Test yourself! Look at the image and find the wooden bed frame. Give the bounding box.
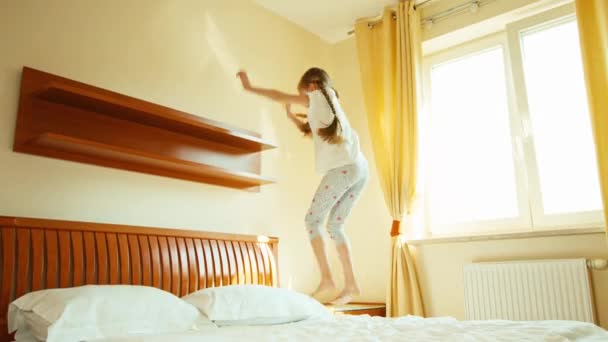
[0,216,279,342]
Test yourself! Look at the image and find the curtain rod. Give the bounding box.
[347,0,486,36]
[587,259,608,270]
[345,0,433,36]
[414,0,438,10]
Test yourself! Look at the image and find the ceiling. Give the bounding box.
[254,0,398,44]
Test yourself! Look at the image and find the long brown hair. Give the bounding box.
[297,67,343,144]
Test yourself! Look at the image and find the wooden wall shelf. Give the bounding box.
[36,82,276,151]
[14,67,276,190]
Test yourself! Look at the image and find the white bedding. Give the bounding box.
[90,315,608,342]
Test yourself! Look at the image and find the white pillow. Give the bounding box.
[182,285,332,326]
[8,285,208,342]
[13,311,47,341]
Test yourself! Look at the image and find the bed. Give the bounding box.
[88,317,607,341]
[1,216,606,342]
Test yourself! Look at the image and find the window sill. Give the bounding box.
[406,226,605,245]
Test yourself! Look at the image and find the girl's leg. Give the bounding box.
[305,166,359,298]
[332,243,359,305]
[326,172,368,305]
[309,236,335,297]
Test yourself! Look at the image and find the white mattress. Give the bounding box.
[90,315,608,342]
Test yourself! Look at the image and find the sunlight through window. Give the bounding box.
[428,47,519,227]
[521,20,602,215]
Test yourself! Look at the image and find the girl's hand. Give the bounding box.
[285,105,312,136]
[235,72,308,106]
[285,104,293,116]
[236,71,252,90]
[285,104,301,120]
[286,104,308,120]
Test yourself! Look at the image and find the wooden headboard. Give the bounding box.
[0,216,279,341]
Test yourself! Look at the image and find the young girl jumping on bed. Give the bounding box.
[237,68,368,305]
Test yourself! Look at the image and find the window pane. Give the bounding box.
[521,20,602,215]
[428,47,520,227]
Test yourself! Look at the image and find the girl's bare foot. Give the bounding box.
[329,285,360,305]
[311,279,336,299]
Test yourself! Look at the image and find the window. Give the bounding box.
[519,20,602,217]
[423,5,603,235]
[428,47,520,227]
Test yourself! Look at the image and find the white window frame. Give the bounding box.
[421,3,604,237]
[505,3,603,230]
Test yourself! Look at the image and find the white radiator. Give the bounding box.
[464,259,595,322]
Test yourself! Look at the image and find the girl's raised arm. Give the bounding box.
[237,71,309,106]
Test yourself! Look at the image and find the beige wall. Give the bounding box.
[329,35,608,328]
[0,0,391,302]
[0,0,394,301]
[0,0,346,295]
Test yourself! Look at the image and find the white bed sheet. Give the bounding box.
[90,315,608,342]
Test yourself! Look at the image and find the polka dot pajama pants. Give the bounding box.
[305,157,369,245]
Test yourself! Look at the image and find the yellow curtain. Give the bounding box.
[575,0,608,241]
[355,0,424,317]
